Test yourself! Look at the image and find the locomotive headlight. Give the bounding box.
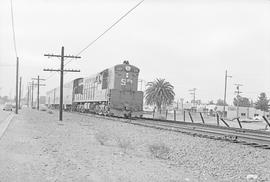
[125,66,131,72]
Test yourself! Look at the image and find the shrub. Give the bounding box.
[47,110,53,114]
[149,143,170,159]
[156,115,166,120]
[154,113,166,120]
[95,132,109,145]
[116,137,131,153]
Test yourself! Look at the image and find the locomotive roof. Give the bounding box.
[113,62,140,72]
[46,62,140,94]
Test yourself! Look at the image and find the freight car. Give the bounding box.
[46,61,143,117]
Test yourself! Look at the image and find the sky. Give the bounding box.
[0,0,270,105]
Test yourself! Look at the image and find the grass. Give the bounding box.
[149,143,171,159]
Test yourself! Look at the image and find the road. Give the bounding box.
[0,105,13,124]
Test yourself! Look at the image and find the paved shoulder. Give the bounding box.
[0,106,13,124]
[0,113,14,139]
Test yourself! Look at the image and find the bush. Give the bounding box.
[156,115,166,120]
[149,143,170,159]
[154,113,166,120]
[116,137,131,153]
[47,110,53,114]
[95,132,109,145]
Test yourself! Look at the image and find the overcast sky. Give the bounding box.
[1,0,270,104]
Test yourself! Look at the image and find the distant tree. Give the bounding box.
[250,99,254,107]
[0,96,9,104]
[255,92,269,112]
[233,96,251,107]
[145,78,175,112]
[2,96,9,102]
[216,99,227,106]
[208,100,214,105]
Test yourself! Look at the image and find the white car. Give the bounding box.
[253,116,263,121]
[3,104,13,111]
[40,105,47,111]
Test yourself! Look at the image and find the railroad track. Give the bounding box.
[73,112,270,149]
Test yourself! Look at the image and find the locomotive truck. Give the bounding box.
[46,61,144,117]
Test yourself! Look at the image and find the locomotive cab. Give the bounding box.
[108,61,143,117]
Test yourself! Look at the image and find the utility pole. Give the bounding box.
[223,70,232,117]
[15,57,19,114]
[234,84,243,118]
[180,98,184,111]
[32,76,46,110]
[27,84,29,107]
[31,80,34,108]
[138,79,146,91]
[189,88,197,109]
[44,46,81,121]
[19,77,22,109]
[27,82,32,108]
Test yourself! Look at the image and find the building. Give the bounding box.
[205,105,269,120]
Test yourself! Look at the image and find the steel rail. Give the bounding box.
[140,118,270,139]
[70,111,270,149]
[131,119,270,149]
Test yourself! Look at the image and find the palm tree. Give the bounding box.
[145,78,175,112]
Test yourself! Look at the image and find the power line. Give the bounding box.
[45,0,145,80]
[10,0,18,57]
[74,0,145,57]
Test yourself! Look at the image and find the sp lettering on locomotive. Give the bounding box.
[121,78,133,86]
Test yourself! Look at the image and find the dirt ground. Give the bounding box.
[1,109,270,182]
[0,109,199,182]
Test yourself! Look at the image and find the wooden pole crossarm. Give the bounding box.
[43,69,61,72]
[43,69,80,72]
[63,69,80,72]
[44,54,81,59]
[32,78,46,81]
[32,84,46,86]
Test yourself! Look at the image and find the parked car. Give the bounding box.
[3,104,13,111]
[253,116,263,121]
[40,104,47,111]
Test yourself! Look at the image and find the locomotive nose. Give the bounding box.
[123,104,129,111]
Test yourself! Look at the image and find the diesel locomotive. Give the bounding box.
[46,61,144,117]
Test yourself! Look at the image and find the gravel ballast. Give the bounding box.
[0,109,269,182]
[69,112,270,182]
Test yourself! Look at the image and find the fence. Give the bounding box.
[143,109,233,127]
[143,109,270,130]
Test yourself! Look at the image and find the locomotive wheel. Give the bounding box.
[94,105,101,114]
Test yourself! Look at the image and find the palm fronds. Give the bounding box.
[145,78,175,111]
